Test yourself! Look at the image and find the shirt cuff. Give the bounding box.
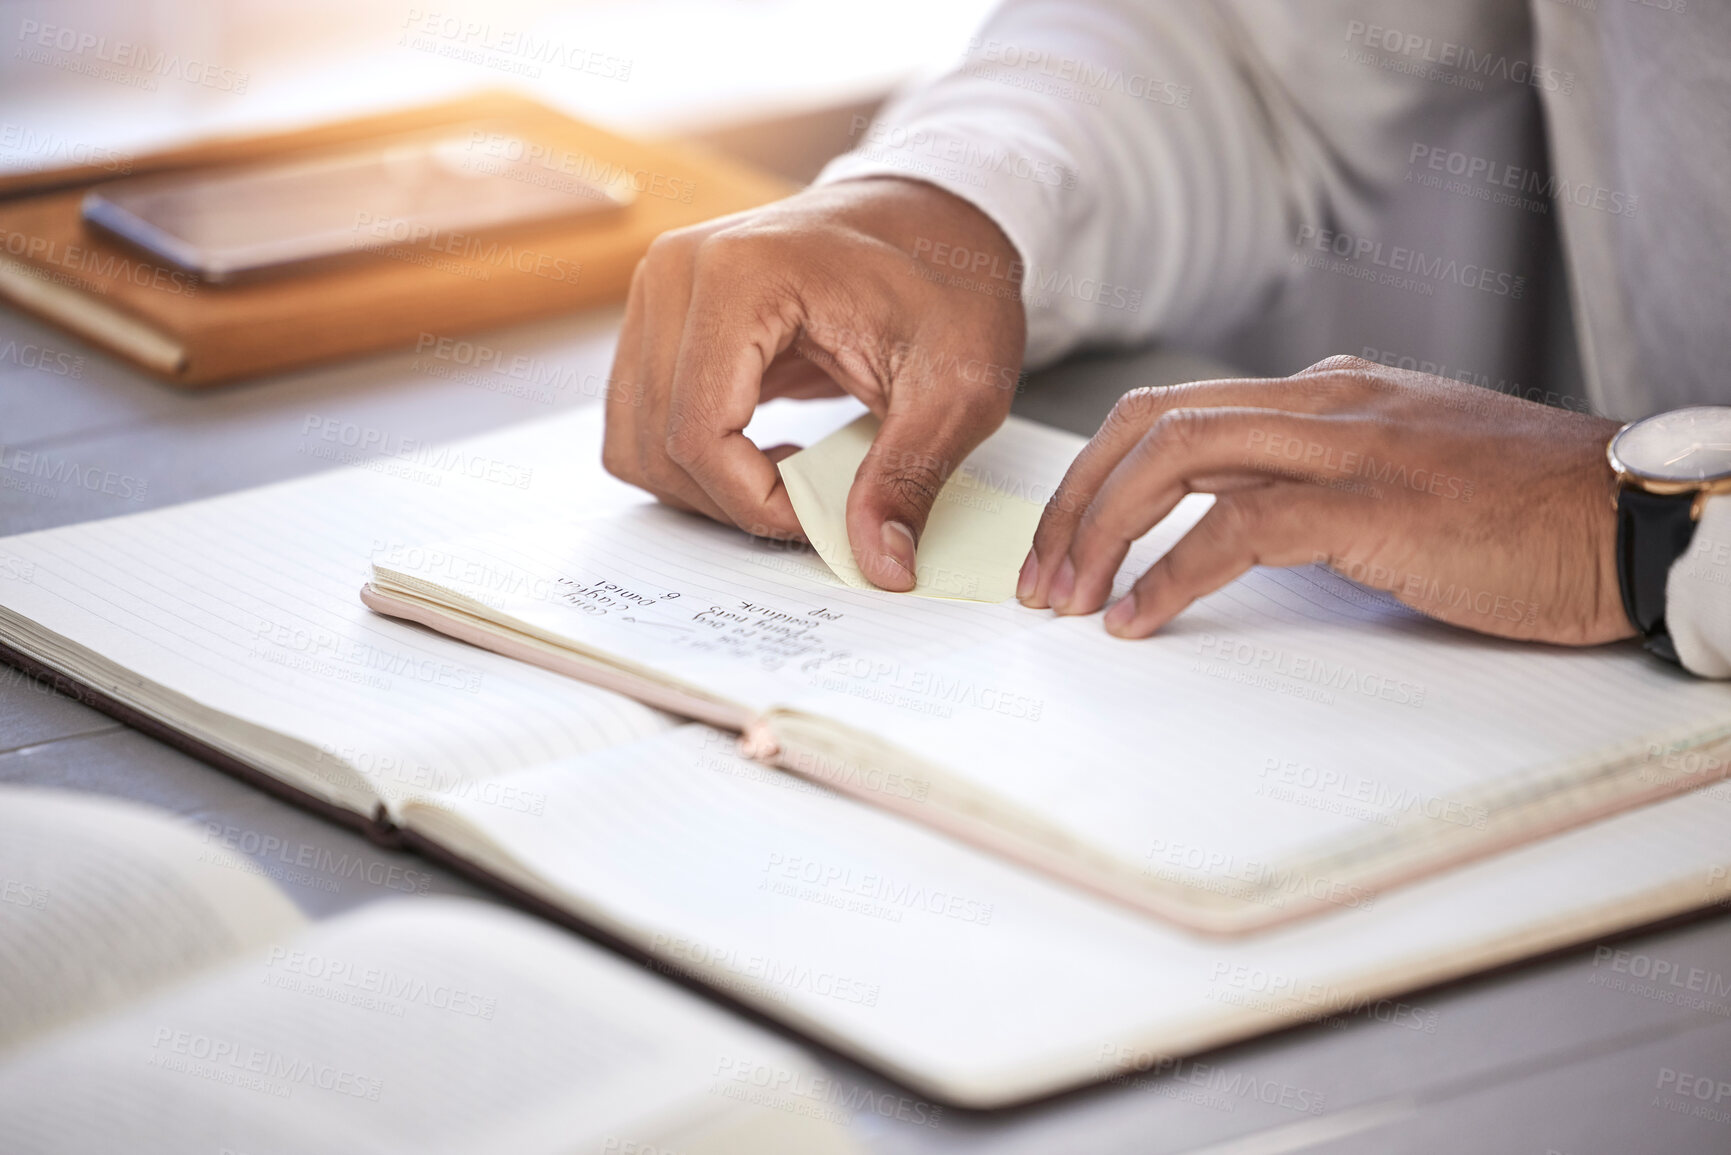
[1666,494,1731,678]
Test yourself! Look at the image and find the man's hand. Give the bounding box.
[1018,356,1636,646]
[603,177,1025,591]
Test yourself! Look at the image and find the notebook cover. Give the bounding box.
[0,91,792,386]
[0,637,401,847]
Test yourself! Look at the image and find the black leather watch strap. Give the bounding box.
[1615,487,1698,663]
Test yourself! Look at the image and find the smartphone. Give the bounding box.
[81,131,634,283]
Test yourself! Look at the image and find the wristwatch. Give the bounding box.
[1607,406,1731,662]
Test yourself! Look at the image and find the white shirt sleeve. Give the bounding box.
[815,0,1523,368]
[1666,496,1731,678]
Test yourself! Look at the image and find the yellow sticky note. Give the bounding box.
[777,415,1044,603]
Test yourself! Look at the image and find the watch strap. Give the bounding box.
[1615,486,1697,662]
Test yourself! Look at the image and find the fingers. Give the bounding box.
[603,179,1027,556]
[1021,374,1368,608]
[600,260,649,482]
[1055,407,1382,614]
[1101,485,1359,638]
[844,395,1005,590]
[663,236,805,539]
[842,318,1017,590]
[602,247,732,522]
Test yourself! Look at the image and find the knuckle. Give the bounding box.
[643,229,694,267]
[1209,494,1263,543]
[1105,386,1165,431]
[663,426,704,470]
[694,227,765,269]
[1045,456,1100,521]
[1304,354,1375,376]
[1294,357,1386,406]
[877,461,946,513]
[1146,406,1210,455]
[805,309,878,365]
[600,441,635,482]
[1075,497,1116,540]
[1043,487,1083,522]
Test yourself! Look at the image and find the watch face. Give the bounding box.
[1612,407,1731,484]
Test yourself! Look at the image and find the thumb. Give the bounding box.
[845,408,999,592]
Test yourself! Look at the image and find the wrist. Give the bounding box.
[826,177,1024,280]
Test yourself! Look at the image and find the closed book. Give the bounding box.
[0,91,791,386]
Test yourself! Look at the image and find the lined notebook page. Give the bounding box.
[383,414,1731,894]
[376,498,1042,712]
[0,403,740,816]
[405,724,1731,1106]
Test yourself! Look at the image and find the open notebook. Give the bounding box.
[0,789,857,1154]
[362,411,1731,934]
[3,398,1730,1105]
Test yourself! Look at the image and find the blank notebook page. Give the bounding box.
[406,723,1731,1106]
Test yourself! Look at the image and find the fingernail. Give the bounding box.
[1049,557,1076,612]
[1104,593,1137,636]
[879,520,917,579]
[1016,549,1039,601]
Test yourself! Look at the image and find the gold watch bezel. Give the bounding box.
[1608,416,1731,501]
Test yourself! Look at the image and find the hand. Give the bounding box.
[602,177,1026,591]
[1017,356,1635,646]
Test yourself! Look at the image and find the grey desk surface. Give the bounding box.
[4,221,1730,1155]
